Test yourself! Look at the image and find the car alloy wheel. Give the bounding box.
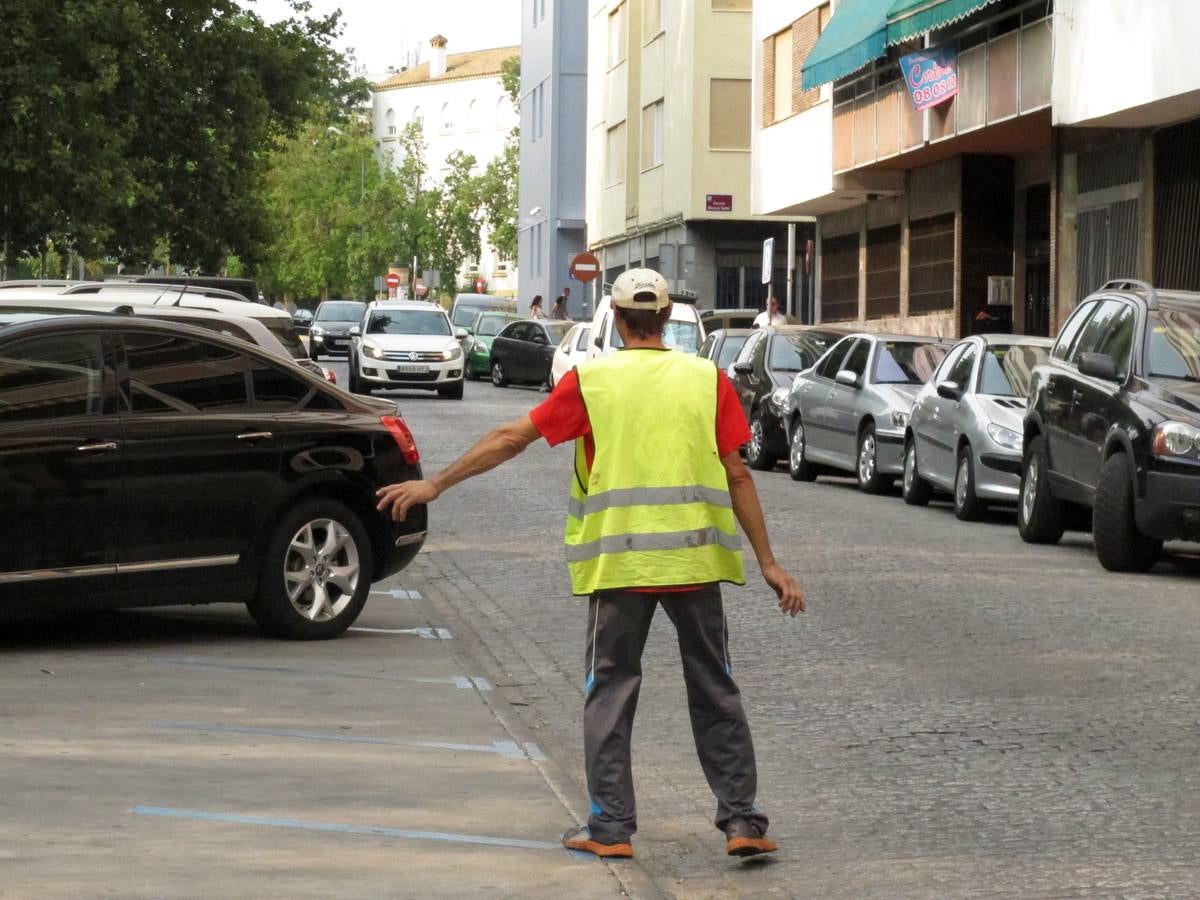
[491,359,508,387]
[1021,455,1038,524]
[858,432,876,483]
[284,518,360,623]
[1017,435,1064,544]
[788,419,817,482]
[954,448,984,520]
[902,440,932,506]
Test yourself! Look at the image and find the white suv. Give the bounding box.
[348,301,467,399]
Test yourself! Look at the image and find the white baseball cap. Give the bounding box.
[611,268,670,311]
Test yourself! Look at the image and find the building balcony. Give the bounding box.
[831,1,1051,175]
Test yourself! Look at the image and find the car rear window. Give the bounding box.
[262,317,308,360]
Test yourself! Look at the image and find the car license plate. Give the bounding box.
[391,365,429,375]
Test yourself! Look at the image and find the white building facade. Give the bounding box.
[373,37,521,296]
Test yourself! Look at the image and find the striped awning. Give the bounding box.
[885,0,1000,46]
[800,0,890,91]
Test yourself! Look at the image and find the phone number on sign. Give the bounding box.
[913,74,957,104]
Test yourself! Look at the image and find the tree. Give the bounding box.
[0,1,358,273]
[477,55,521,264]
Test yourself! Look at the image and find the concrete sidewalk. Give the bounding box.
[0,575,658,898]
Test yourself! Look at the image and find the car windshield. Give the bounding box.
[874,341,947,385]
[770,333,836,372]
[610,319,700,353]
[1145,307,1200,381]
[316,301,365,322]
[544,322,573,342]
[717,335,749,368]
[979,343,1050,397]
[367,310,451,336]
[453,304,497,326]
[474,315,513,337]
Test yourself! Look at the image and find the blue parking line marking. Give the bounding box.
[131,807,562,851]
[155,722,537,760]
[149,657,489,690]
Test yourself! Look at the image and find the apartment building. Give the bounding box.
[518,0,588,315]
[586,0,811,311]
[373,36,521,295]
[754,0,1200,340]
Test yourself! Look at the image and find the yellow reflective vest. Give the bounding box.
[565,349,746,595]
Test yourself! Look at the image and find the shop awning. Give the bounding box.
[885,0,999,46]
[800,0,889,91]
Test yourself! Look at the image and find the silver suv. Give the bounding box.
[348,301,467,399]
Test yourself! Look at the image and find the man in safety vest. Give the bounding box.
[377,267,805,860]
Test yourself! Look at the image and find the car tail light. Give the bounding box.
[323,367,337,384]
[381,415,420,465]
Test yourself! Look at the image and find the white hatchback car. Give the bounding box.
[348,301,467,399]
[549,322,591,388]
[586,293,704,360]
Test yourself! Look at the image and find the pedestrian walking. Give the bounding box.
[753,295,786,328]
[377,267,805,861]
[529,295,545,319]
[550,293,569,320]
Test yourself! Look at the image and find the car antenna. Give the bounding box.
[170,278,190,307]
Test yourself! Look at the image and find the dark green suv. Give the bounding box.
[1020,280,1200,571]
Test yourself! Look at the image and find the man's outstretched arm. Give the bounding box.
[376,415,542,521]
[721,449,806,617]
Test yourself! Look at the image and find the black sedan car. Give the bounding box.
[0,309,427,638]
[309,299,366,360]
[1020,280,1200,571]
[698,328,752,372]
[730,326,848,469]
[489,319,574,387]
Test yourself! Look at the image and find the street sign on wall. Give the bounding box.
[762,238,775,285]
[705,194,733,212]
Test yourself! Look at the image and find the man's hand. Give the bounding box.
[376,480,440,522]
[762,561,805,617]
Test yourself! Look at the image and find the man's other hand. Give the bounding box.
[762,562,805,617]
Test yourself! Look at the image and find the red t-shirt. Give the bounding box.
[528,359,750,593]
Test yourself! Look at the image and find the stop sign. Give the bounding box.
[414,280,428,297]
[569,252,600,283]
[385,272,401,289]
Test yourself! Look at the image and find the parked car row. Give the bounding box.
[734,280,1199,576]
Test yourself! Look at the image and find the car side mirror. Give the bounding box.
[835,369,859,388]
[732,362,754,375]
[1078,352,1119,381]
[594,333,604,349]
[455,327,469,340]
[936,380,963,401]
[348,325,361,337]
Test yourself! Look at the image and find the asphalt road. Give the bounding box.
[340,362,1200,899]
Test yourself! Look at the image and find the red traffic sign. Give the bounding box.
[475,277,485,292]
[569,252,600,283]
[414,280,428,297]
[385,272,401,289]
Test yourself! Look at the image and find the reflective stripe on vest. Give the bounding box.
[567,484,733,520]
[564,350,746,595]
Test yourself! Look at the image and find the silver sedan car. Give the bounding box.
[785,333,950,492]
[903,334,1053,518]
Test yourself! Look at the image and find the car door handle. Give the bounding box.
[236,431,274,442]
[76,440,119,453]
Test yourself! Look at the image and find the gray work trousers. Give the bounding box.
[583,584,769,843]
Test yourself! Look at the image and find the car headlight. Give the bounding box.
[986,423,1022,452]
[472,340,486,354]
[768,387,789,416]
[1152,422,1200,458]
[364,343,385,360]
[890,410,909,429]
[442,345,463,361]
[310,326,325,337]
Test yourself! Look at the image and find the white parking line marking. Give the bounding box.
[132,807,563,851]
[368,588,423,600]
[150,657,487,689]
[349,626,452,639]
[155,722,536,760]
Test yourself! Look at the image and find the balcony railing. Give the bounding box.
[832,0,1052,174]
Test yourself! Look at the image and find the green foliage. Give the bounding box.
[0,0,357,271]
[478,54,520,264]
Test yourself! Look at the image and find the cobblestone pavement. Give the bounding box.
[365,371,1200,899]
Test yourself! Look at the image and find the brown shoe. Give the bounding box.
[562,826,634,858]
[726,835,779,857]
